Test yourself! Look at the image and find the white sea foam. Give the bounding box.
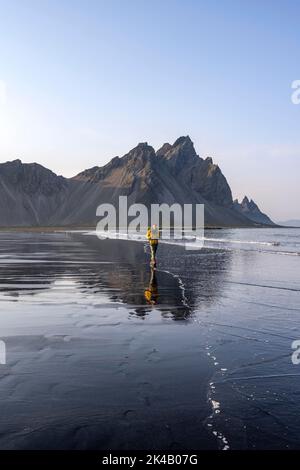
[203,236,276,246]
[81,230,300,257]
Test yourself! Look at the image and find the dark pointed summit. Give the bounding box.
[123,142,155,163]
[233,196,274,225]
[155,136,233,207]
[156,136,198,172]
[242,195,250,205]
[156,143,172,158]
[173,135,193,146]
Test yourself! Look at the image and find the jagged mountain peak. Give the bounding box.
[242,195,250,204]
[1,158,53,173]
[0,159,66,195]
[156,143,172,157]
[123,142,155,162]
[74,142,156,184]
[136,141,150,148]
[156,135,199,172]
[173,135,193,146]
[233,196,274,225]
[240,196,261,212]
[6,158,23,165]
[155,137,233,207]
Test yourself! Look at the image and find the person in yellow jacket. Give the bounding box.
[146,224,159,267]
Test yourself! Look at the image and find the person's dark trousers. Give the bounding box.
[150,243,158,262]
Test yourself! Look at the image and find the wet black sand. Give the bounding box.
[0,231,299,449]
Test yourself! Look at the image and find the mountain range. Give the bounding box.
[0,136,274,228]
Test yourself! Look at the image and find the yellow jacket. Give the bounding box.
[146,227,159,245]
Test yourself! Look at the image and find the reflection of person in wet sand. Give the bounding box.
[144,267,159,305]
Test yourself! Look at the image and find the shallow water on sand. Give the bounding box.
[0,229,299,450]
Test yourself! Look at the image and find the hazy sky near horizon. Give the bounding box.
[0,0,299,220]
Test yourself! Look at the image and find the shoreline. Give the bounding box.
[0,224,291,233]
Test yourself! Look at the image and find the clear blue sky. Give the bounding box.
[0,0,299,220]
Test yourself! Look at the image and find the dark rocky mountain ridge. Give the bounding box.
[233,196,275,226]
[0,137,274,227]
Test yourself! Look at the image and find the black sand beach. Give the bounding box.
[0,229,299,450]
